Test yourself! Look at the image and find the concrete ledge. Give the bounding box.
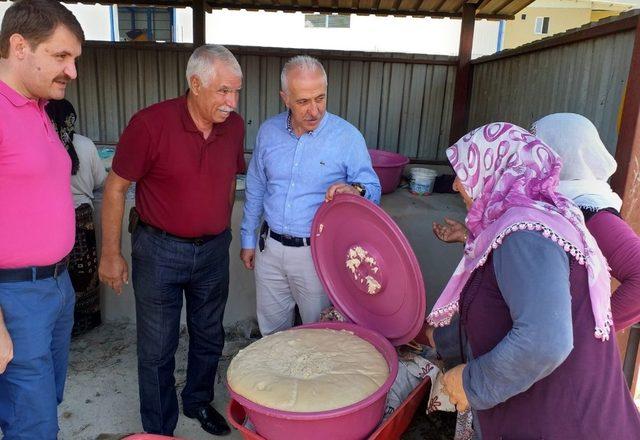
[96,190,467,326]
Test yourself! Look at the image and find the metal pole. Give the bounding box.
[623,324,640,389]
[449,3,477,145]
[193,0,206,47]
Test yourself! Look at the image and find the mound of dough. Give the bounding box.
[227,328,389,412]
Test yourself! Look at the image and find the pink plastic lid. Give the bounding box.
[311,194,426,346]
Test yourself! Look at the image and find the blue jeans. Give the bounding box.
[0,271,75,440]
[131,226,232,435]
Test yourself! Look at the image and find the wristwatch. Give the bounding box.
[351,182,366,197]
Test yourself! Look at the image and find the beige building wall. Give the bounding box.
[504,7,592,49]
[591,10,622,21]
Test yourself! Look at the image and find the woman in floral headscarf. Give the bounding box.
[433,114,640,332]
[427,123,640,438]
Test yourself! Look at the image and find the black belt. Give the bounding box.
[139,222,221,246]
[0,257,69,283]
[269,230,311,247]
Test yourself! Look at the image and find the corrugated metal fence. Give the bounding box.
[66,43,457,161]
[468,16,637,154]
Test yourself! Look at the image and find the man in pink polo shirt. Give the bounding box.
[0,1,84,439]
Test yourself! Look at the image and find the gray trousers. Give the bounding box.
[255,235,331,335]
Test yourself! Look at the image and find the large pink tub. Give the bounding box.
[227,322,399,440]
[368,149,409,194]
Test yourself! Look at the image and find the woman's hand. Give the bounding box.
[432,218,468,244]
[425,325,436,348]
[442,364,469,412]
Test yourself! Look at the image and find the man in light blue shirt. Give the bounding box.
[240,55,381,335]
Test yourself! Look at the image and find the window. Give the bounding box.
[521,14,527,20]
[534,17,550,35]
[304,13,351,28]
[117,6,174,42]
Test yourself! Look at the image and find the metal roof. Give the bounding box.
[79,0,537,20]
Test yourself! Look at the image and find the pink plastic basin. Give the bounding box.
[123,436,185,440]
[368,149,409,194]
[227,322,399,440]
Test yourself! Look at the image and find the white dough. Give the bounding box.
[227,328,389,412]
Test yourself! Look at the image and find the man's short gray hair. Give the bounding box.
[186,44,242,86]
[280,55,327,94]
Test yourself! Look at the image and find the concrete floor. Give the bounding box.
[57,323,455,440]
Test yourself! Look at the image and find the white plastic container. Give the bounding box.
[409,168,437,195]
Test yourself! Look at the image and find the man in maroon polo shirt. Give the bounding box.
[98,45,244,436]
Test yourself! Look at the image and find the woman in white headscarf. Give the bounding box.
[532,113,640,331]
[532,113,622,213]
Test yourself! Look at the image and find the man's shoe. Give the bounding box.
[184,404,231,436]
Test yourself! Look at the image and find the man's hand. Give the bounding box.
[240,249,255,270]
[99,253,129,294]
[99,171,131,294]
[432,218,468,244]
[0,309,13,374]
[325,183,360,202]
[442,364,469,412]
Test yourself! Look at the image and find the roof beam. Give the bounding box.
[206,2,509,19]
[433,0,448,13]
[91,0,193,6]
[75,0,515,19]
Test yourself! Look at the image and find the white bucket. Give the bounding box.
[410,167,437,195]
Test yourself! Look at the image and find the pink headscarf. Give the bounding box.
[427,123,612,341]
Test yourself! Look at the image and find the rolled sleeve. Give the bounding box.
[433,314,464,368]
[462,231,574,410]
[346,135,381,204]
